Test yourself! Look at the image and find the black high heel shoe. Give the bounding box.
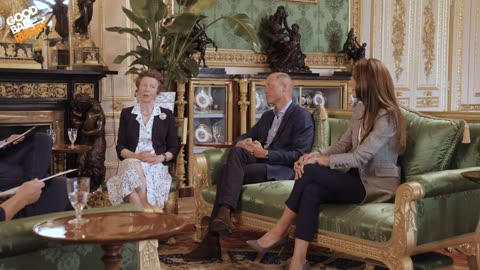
[246,236,288,255]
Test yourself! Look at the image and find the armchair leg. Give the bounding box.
[139,240,161,270]
[384,256,413,270]
[193,216,210,242]
[467,241,479,270]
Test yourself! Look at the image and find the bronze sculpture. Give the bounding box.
[340,28,366,63]
[188,17,218,68]
[70,93,106,190]
[74,0,96,36]
[260,6,310,73]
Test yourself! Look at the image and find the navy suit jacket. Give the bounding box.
[236,103,314,180]
[116,106,179,163]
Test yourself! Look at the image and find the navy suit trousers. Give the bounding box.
[210,146,268,220]
[286,164,366,241]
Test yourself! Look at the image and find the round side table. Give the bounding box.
[52,144,92,173]
[461,170,480,183]
[33,211,185,270]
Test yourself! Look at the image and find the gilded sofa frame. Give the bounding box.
[192,153,479,270]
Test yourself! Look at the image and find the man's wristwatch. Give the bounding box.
[264,150,269,159]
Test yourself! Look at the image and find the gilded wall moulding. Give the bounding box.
[422,0,435,80]
[459,104,480,111]
[397,98,410,108]
[0,83,67,98]
[112,101,125,112]
[205,50,348,68]
[392,0,406,81]
[416,97,439,108]
[74,83,94,97]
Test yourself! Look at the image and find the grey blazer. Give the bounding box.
[320,101,401,203]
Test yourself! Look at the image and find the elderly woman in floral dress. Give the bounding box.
[107,70,178,208]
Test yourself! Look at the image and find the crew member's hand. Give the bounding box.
[16,179,44,206]
[5,134,24,145]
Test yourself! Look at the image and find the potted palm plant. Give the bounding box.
[106,0,260,90]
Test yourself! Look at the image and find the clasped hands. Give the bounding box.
[236,138,268,158]
[294,152,330,180]
[136,151,166,164]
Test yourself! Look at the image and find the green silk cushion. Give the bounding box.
[328,118,349,145]
[202,181,394,242]
[410,252,453,269]
[203,148,229,186]
[400,108,464,178]
[450,122,480,169]
[415,187,480,245]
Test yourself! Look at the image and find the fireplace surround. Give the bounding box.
[0,68,112,142]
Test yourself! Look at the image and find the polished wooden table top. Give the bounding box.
[462,170,480,182]
[33,211,185,243]
[52,144,92,154]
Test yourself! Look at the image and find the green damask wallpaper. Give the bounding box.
[203,0,350,53]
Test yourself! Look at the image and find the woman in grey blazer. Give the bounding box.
[247,58,407,270]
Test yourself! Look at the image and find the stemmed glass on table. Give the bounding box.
[212,126,221,144]
[66,177,90,225]
[46,129,56,144]
[67,128,77,149]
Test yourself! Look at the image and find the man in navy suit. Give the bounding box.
[186,72,314,260]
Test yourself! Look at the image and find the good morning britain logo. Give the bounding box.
[7,6,47,43]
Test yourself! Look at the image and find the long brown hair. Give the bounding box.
[353,58,406,154]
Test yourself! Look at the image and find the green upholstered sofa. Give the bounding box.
[192,106,480,270]
[0,204,141,270]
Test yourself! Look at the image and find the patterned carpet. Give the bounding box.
[158,225,468,270]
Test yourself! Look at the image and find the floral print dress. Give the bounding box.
[107,104,172,208]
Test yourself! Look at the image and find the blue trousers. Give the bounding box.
[210,146,268,220]
[285,164,366,241]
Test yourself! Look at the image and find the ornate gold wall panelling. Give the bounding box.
[398,98,411,108]
[372,0,450,111]
[391,0,407,81]
[415,97,439,108]
[74,83,94,97]
[0,83,67,98]
[450,0,480,111]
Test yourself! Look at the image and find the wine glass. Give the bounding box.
[66,177,90,225]
[46,129,56,144]
[212,125,221,144]
[68,128,78,149]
